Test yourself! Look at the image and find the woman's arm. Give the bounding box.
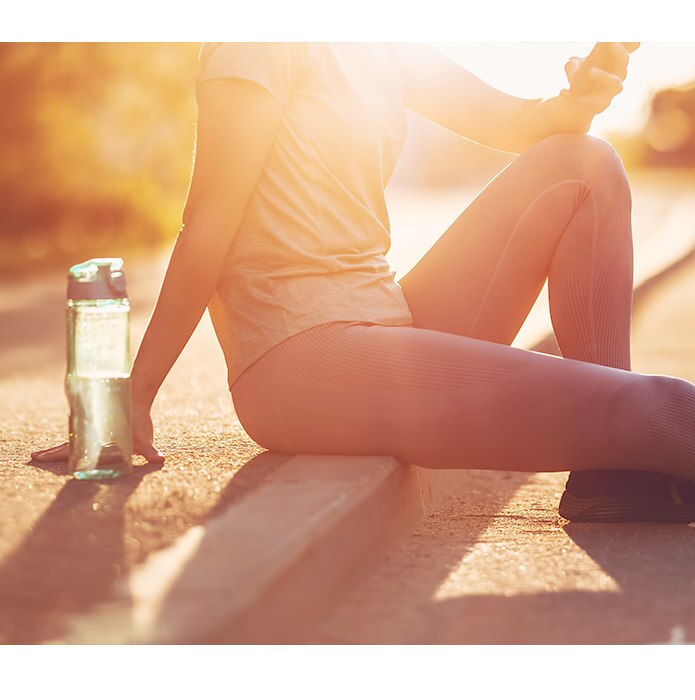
[387,43,537,153]
[32,76,284,465]
[132,77,284,404]
[387,43,636,153]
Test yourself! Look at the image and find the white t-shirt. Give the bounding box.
[196,42,414,388]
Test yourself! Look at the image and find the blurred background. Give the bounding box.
[1,42,694,277]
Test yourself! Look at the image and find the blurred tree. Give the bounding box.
[642,79,695,166]
[608,77,695,170]
[0,43,199,272]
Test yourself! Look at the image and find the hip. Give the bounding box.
[230,320,379,451]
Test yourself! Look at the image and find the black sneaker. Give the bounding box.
[558,470,695,523]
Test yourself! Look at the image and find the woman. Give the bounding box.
[33,42,695,522]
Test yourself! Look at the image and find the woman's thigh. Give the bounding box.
[397,132,629,344]
[232,321,652,473]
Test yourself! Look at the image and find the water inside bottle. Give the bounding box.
[67,374,132,479]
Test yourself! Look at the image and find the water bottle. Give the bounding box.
[66,258,132,479]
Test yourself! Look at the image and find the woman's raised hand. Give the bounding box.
[561,42,640,119]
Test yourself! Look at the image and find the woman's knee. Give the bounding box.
[528,132,629,194]
[607,373,695,451]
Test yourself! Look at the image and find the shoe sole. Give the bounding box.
[558,489,695,523]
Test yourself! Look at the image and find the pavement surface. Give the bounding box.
[1,170,694,644]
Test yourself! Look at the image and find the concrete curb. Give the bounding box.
[54,203,695,644]
[54,456,469,643]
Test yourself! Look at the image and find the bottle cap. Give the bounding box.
[67,258,128,300]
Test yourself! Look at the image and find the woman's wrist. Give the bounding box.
[130,363,159,406]
[521,94,595,147]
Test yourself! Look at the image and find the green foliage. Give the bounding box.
[0,43,200,272]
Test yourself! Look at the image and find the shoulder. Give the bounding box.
[198,43,306,76]
[196,43,308,107]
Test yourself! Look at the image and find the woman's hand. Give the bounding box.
[558,42,641,129]
[129,383,166,464]
[520,42,640,146]
[31,384,165,465]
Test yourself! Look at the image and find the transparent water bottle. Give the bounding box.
[66,258,132,479]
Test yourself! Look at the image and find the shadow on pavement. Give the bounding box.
[560,522,695,642]
[0,463,162,644]
[410,587,687,644]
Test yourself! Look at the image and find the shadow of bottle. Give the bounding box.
[0,461,162,644]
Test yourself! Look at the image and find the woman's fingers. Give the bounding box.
[31,440,164,465]
[31,442,69,463]
[136,440,166,464]
[560,52,627,117]
[589,66,624,96]
[565,42,635,96]
[564,56,581,81]
[606,42,629,81]
[131,413,165,464]
[32,395,165,467]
